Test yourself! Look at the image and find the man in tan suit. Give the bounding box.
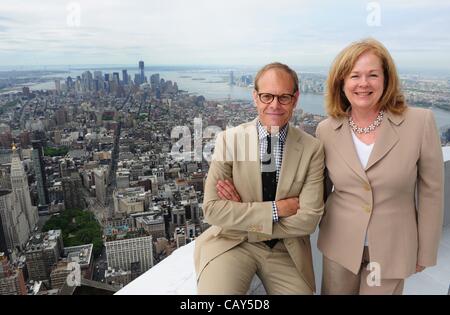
[194,62,325,294]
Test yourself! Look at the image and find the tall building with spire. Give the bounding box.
[10,144,38,244]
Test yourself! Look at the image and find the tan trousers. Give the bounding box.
[321,247,404,295]
[197,241,312,295]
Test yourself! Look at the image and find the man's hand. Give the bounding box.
[216,180,299,218]
[276,198,299,218]
[216,180,242,202]
[416,264,426,273]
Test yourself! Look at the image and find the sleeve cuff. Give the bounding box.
[272,201,279,222]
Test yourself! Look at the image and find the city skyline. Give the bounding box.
[0,0,450,71]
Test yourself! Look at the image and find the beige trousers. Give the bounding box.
[197,241,312,295]
[321,247,404,295]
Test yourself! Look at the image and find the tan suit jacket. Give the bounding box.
[316,107,444,279]
[194,119,324,291]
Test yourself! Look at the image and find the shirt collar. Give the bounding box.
[256,120,289,144]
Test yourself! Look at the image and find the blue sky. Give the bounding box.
[0,0,449,71]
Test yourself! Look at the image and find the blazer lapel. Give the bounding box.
[276,124,303,200]
[240,120,263,202]
[330,117,369,183]
[365,111,402,171]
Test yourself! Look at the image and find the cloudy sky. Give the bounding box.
[1,0,449,71]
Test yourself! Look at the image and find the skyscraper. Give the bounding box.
[0,188,29,252]
[113,72,120,85]
[139,61,145,84]
[94,168,107,206]
[62,173,83,210]
[0,190,11,254]
[229,71,234,86]
[31,140,49,207]
[150,73,160,90]
[122,69,128,85]
[55,80,61,93]
[10,145,38,237]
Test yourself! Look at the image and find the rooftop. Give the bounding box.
[116,226,450,295]
[63,244,93,267]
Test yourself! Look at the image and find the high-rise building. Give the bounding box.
[50,261,71,290]
[105,231,153,279]
[32,140,49,207]
[22,87,30,97]
[62,173,83,210]
[10,145,38,238]
[113,72,120,85]
[0,190,10,254]
[229,71,234,86]
[139,61,145,84]
[116,170,130,189]
[122,70,128,85]
[66,76,74,90]
[94,168,107,206]
[81,71,93,92]
[0,188,29,252]
[150,73,160,90]
[25,230,63,283]
[55,80,61,93]
[0,252,27,295]
[55,108,66,125]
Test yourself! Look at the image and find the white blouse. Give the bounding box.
[351,131,374,246]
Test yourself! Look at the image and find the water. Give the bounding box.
[7,68,450,128]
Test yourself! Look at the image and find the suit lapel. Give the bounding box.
[331,117,369,183]
[365,112,401,171]
[276,125,303,200]
[240,120,263,202]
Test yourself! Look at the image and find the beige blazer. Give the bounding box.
[316,107,444,279]
[194,118,325,291]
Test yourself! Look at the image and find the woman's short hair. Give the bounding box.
[254,62,299,93]
[326,38,406,118]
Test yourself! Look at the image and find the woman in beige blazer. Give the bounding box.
[316,38,444,294]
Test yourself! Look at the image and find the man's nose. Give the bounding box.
[269,97,282,108]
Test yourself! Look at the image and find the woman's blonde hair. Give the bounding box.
[325,38,406,118]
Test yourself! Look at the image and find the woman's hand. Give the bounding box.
[216,180,242,202]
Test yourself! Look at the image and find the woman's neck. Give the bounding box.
[350,107,380,127]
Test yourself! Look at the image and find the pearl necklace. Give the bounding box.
[348,110,384,134]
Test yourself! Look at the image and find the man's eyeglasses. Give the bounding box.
[257,93,295,105]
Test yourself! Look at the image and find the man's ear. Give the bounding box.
[252,90,258,106]
[294,91,300,107]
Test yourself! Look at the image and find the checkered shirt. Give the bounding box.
[257,120,288,222]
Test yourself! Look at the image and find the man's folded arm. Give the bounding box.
[202,132,274,235]
[260,142,325,239]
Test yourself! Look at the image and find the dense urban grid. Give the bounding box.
[0,61,449,295]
